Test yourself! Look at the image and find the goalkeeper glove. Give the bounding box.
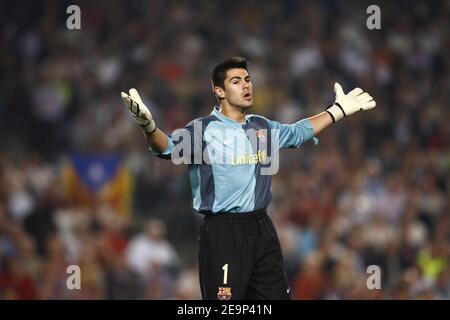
[326,82,376,123]
[121,88,157,134]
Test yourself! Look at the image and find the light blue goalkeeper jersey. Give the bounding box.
[153,106,316,214]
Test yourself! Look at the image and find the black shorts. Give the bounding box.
[198,209,290,300]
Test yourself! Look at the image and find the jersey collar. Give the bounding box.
[211,106,251,128]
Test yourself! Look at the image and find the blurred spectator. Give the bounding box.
[125,219,179,298]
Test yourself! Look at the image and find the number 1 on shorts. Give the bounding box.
[222,263,229,285]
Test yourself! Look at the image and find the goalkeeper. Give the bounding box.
[121,57,376,300]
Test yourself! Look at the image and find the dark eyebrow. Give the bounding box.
[229,76,242,82]
[229,75,251,82]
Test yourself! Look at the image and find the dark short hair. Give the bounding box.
[211,57,249,89]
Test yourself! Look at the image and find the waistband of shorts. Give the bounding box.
[202,208,267,219]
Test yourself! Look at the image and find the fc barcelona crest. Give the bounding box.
[217,287,232,300]
[257,130,266,143]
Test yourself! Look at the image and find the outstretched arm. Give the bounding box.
[306,111,333,136]
[308,82,376,135]
[143,128,168,154]
[121,88,168,153]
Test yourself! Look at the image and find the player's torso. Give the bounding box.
[189,116,272,214]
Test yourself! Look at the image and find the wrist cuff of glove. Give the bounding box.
[142,120,157,134]
[326,103,346,123]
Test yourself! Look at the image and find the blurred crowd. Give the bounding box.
[0,0,449,299]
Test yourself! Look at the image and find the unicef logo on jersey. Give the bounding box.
[231,150,267,166]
